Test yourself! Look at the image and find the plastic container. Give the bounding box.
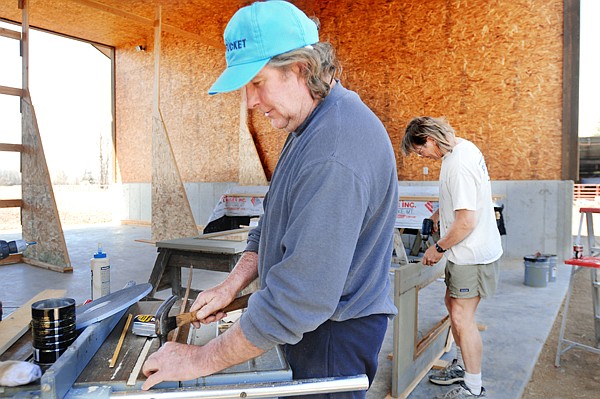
[91,243,110,300]
[524,255,549,287]
[542,254,558,283]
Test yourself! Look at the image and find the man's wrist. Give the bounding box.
[435,243,447,253]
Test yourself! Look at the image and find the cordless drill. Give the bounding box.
[0,239,36,260]
[421,218,435,252]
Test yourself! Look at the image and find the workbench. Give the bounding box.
[1,299,368,398]
[147,228,252,299]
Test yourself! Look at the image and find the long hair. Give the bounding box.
[268,41,341,100]
[400,116,456,156]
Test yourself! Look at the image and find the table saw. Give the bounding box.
[0,294,367,398]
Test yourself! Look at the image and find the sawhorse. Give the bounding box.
[555,207,600,366]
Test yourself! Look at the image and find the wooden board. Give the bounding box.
[0,253,22,266]
[0,289,67,356]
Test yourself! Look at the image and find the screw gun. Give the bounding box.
[0,239,36,260]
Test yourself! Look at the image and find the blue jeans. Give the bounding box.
[282,313,388,399]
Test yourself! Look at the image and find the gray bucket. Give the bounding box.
[524,255,549,287]
[542,254,557,283]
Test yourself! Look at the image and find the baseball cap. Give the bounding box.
[208,1,319,95]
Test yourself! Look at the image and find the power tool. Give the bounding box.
[0,239,36,260]
[420,218,437,252]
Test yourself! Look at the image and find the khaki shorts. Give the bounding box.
[445,260,500,299]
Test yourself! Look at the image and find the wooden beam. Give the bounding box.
[0,289,67,356]
[22,257,73,273]
[0,27,21,40]
[0,253,22,266]
[0,143,24,152]
[0,85,24,97]
[153,6,162,117]
[71,0,220,48]
[562,0,580,181]
[0,199,22,209]
[20,0,29,92]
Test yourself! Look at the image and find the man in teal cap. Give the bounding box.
[143,2,398,397]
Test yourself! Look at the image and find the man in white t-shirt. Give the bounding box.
[401,116,503,399]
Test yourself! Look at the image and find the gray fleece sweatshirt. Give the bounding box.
[240,83,398,351]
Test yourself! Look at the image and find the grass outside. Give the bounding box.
[0,185,118,232]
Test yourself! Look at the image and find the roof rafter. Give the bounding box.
[71,0,221,48]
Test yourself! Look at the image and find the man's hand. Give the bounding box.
[189,251,259,328]
[189,287,236,328]
[141,321,265,391]
[142,342,204,390]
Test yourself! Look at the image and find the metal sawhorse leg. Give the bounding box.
[579,208,600,346]
[555,208,600,367]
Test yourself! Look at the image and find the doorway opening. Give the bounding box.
[578,0,600,183]
[0,22,115,231]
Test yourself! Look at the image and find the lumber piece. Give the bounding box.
[431,359,450,370]
[0,85,23,97]
[0,289,66,356]
[0,199,22,209]
[0,253,22,266]
[127,338,154,386]
[109,313,133,368]
[172,266,193,342]
[21,257,73,273]
[0,27,21,40]
[0,143,24,152]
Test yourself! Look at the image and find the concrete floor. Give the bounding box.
[0,224,571,398]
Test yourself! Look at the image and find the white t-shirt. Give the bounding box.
[439,138,503,264]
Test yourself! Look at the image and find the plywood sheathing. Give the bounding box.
[151,8,198,242]
[151,110,199,241]
[0,0,565,184]
[239,89,268,185]
[21,95,72,272]
[116,35,243,183]
[313,0,562,181]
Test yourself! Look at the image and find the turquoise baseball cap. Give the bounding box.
[208,1,319,95]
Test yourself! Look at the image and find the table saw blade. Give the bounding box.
[76,283,152,329]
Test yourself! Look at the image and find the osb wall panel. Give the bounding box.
[116,34,241,183]
[221,0,564,181]
[0,0,564,183]
[312,0,563,181]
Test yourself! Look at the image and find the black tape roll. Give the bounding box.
[31,298,76,321]
[31,297,76,365]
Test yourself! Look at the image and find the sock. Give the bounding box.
[456,346,465,369]
[464,372,482,396]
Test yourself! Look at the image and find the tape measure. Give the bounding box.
[132,314,157,337]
